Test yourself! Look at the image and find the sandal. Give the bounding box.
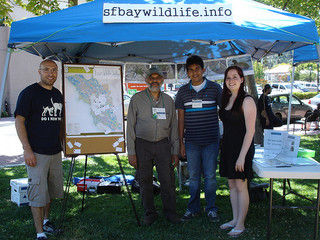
[228,228,246,238]
[220,223,235,230]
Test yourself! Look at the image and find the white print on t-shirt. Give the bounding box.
[42,106,54,116]
[41,98,62,121]
[51,98,63,116]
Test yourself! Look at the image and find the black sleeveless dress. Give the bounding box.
[219,98,254,180]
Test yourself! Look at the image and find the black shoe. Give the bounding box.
[181,210,200,222]
[43,221,62,235]
[144,214,158,225]
[167,215,181,224]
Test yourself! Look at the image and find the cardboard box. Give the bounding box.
[10,178,29,207]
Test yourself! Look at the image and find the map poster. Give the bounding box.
[63,63,125,156]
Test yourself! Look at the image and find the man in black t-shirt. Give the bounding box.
[15,60,63,240]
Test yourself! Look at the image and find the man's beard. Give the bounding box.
[148,83,161,92]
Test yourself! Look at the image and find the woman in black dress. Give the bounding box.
[219,66,256,237]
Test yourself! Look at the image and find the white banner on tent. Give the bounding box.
[103,4,233,23]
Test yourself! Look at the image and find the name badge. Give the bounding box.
[192,99,202,108]
[152,108,166,119]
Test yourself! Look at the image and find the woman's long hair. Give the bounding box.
[221,65,246,113]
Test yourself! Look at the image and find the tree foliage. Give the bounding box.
[294,62,318,82]
[1,0,64,26]
[0,0,13,25]
[253,61,265,83]
[255,0,320,32]
[25,0,61,16]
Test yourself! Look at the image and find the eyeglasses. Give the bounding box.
[39,68,58,73]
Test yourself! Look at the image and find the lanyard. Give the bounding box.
[146,90,165,108]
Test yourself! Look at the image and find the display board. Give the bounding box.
[63,63,125,156]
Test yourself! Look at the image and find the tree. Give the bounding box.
[0,0,13,25]
[255,0,320,32]
[1,0,69,26]
[294,63,318,82]
[253,61,264,84]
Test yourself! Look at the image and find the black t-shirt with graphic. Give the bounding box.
[15,83,63,155]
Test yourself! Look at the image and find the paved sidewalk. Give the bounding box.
[0,117,24,168]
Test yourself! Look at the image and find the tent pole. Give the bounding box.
[316,44,320,93]
[316,45,320,64]
[287,66,295,131]
[317,64,319,93]
[0,48,12,118]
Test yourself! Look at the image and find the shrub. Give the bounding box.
[293,92,318,100]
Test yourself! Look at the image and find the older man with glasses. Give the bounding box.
[126,67,180,225]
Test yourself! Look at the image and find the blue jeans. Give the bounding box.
[185,142,219,213]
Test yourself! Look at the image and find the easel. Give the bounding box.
[58,153,141,236]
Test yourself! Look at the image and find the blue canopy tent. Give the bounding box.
[294,44,319,65]
[293,41,320,65]
[1,0,320,114]
[6,0,320,63]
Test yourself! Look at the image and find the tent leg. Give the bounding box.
[316,45,320,93]
[81,155,88,212]
[115,153,141,226]
[0,48,12,117]
[287,66,295,131]
[58,156,76,236]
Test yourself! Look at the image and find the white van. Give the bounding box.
[270,82,303,93]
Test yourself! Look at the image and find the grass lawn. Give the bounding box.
[0,135,320,240]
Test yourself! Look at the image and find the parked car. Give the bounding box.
[123,94,131,118]
[293,83,309,92]
[268,93,313,122]
[303,82,319,92]
[270,82,303,93]
[295,81,319,92]
[305,93,320,108]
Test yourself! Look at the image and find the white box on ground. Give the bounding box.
[10,178,29,206]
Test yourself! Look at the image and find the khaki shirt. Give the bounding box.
[126,89,179,155]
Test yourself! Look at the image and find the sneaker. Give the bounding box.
[183,179,190,187]
[207,211,220,222]
[43,221,61,235]
[181,210,200,222]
